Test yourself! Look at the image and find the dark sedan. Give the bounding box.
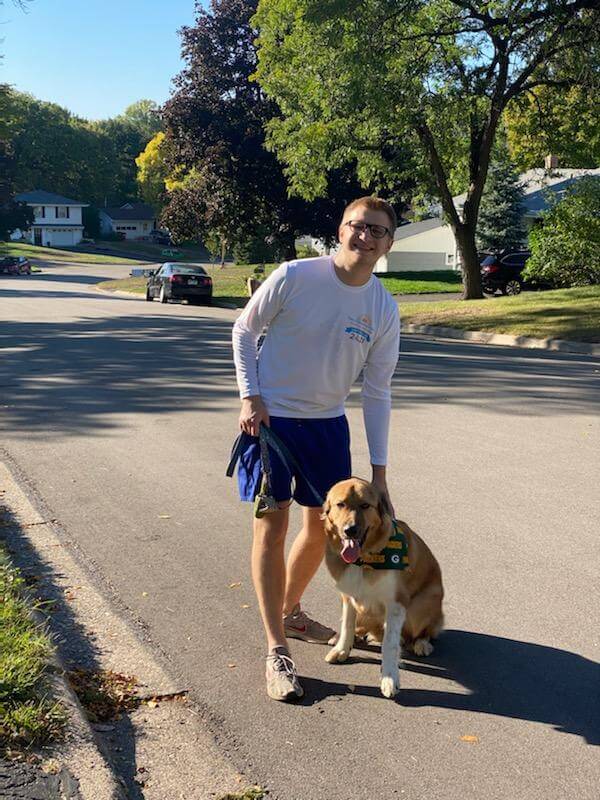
[145,263,213,305]
[0,255,32,275]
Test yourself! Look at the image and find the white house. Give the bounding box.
[14,190,88,247]
[375,165,600,273]
[99,203,156,240]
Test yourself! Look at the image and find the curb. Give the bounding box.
[0,463,126,800]
[402,322,600,357]
[94,286,238,309]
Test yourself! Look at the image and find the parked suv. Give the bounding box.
[480,250,531,295]
[0,255,32,275]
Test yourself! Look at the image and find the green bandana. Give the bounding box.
[356,520,409,570]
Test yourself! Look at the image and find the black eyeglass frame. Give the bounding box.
[344,219,392,240]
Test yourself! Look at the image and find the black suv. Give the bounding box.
[480,250,531,295]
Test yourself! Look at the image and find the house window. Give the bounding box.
[446,253,454,265]
[143,223,148,231]
[56,206,69,219]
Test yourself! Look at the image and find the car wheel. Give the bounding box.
[159,286,168,304]
[503,279,522,296]
[145,288,153,302]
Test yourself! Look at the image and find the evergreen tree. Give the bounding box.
[476,143,525,253]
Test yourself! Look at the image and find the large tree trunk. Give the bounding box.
[454,223,483,300]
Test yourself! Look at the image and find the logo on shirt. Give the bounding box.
[344,315,374,344]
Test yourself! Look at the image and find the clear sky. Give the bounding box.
[0,0,200,120]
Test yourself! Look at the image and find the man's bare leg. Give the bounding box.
[251,506,289,650]
[283,506,326,615]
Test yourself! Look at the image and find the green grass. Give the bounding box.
[1,241,148,265]
[97,263,279,306]
[0,546,65,748]
[400,285,600,342]
[377,270,463,294]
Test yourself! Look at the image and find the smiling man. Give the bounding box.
[232,196,400,701]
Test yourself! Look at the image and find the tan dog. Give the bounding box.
[322,478,444,698]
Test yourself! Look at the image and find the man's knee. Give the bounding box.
[253,512,289,548]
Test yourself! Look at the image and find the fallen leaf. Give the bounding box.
[241,604,250,609]
[229,582,242,589]
[147,700,159,709]
[158,514,171,519]
[460,735,479,743]
[227,663,236,669]
[142,592,148,597]
[347,684,356,692]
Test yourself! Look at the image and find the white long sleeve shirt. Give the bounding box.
[232,256,400,464]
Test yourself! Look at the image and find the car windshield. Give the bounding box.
[481,256,496,265]
[170,265,207,275]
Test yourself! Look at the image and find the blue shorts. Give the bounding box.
[237,416,351,507]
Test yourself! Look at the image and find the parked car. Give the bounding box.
[480,250,532,295]
[0,255,32,275]
[148,229,172,245]
[146,263,213,305]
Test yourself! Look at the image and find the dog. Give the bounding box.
[322,477,444,698]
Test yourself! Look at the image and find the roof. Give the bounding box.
[393,217,444,241]
[100,203,156,221]
[15,190,88,207]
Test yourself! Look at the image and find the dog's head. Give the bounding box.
[322,478,393,564]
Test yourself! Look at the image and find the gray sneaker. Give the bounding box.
[283,604,336,645]
[265,649,304,702]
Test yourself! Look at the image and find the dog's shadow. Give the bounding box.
[300,629,600,745]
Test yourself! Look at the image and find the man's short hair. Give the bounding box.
[343,196,397,234]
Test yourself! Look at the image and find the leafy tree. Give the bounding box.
[82,206,101,239]
[0,200,33,241]
[476,139,525,253]
[135,131,170,208]
[524,176,600,287]
[254,0,600,298]
[118,99,163,141]
[161,0,395,260]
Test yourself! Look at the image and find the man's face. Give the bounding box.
[337,205,394,269]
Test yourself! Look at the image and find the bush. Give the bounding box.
[233,229,279,265]
[296,244,320,258]
[524,176,600,288]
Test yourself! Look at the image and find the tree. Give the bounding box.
[136,131,170,208]
[476,139,525,253]
[254,0,600,298]
[119,99,163,141]
[0,199,33,241]
[161,0,398,260]
[524,176,600,287]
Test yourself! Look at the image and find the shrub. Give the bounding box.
[524,176,600,287]
[296,244,320,258]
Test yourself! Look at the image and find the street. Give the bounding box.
[1,262,599,800]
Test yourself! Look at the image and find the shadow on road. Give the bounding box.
[1,312,598,440]
[300,629,600,745]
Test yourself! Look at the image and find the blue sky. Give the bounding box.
[1,0,200,120]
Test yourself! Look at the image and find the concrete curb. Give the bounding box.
[402,322,600,357]
[0,463,126,800]
[94,286,238,309]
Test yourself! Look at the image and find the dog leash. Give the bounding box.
[226,424,324,515]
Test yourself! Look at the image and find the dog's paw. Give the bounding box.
[325,646,350,664]
[413,638,434,657]
[380,674,400,698]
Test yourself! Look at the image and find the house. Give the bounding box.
[99,203,156,240]
[14,190,88,247]
[375,163,600,273]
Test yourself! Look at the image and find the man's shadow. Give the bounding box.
[301,630,600,745]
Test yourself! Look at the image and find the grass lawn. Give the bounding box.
[79,239,214,263]
[1,241,148,266]
[98,265,462,306]
[401,285,600,342]
[378,270,462,294]
[0,546,65,748]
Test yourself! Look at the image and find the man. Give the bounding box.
[232,196,400,701]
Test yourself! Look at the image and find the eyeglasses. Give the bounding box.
[344,220,391,240]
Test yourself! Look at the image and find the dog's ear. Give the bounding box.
[320,500,331,522]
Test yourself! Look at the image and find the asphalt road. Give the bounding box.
[1,263,599,800]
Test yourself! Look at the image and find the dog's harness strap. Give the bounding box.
[357,521,409,570]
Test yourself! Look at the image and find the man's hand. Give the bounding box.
[371,465,396,520]
[239,395,270,437]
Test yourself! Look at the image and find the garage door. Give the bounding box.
[50,230,75,246]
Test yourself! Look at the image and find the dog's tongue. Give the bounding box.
[341,538,361,564]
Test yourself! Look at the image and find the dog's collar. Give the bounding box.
[356,520,409,570]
